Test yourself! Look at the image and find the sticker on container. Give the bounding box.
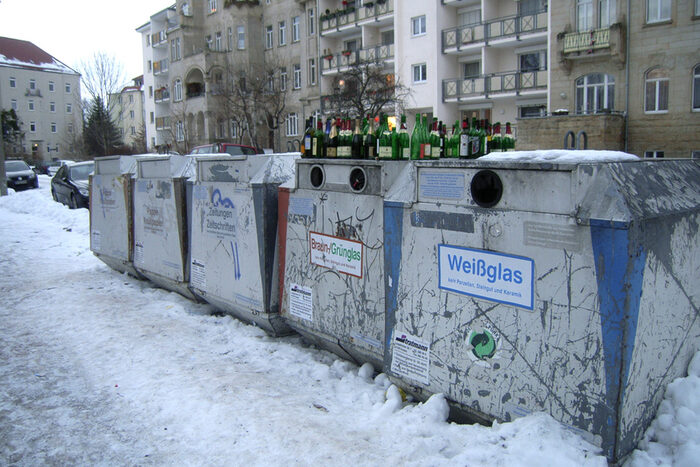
[289,283,313,322]
[419,170,465,200]
[309,231,363,278]
[143,205,165,236]
[134,242,144,264]
[438,244,534,310]
[191,259,206,291]
[91,230,101,252]
[390,331,430,386]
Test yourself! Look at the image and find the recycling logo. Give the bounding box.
[469,330,496,360]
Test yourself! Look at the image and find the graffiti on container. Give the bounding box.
[143,205,165,236]
[231,241,241,280]
[205,188,237,238]
[155,180,172,199]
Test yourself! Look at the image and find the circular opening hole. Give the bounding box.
[349,167,367,193]
[310,165,324,189]
[470,170,503,208]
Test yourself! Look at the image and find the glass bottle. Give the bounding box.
[338,119,351,158]
[421,115,432,159]
[378,115,393,159]
[351,118,364,158]
[313,120,325,158]
[327,118,338,158]
[503,122,515,151]
[303,118,314,158]
[458,119,469,159]
[469,117,480,159]
[491,122,502,152]
[364,117,376,159]
[410,113,421,160]
[397,115,410,160]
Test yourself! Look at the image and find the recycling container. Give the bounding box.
[90,155,141,277]
[382,154,700,463]
[189,154,297,335]
[279,159,405,368]
[133,155,197,300]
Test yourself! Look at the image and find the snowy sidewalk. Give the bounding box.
[0,178,693,466]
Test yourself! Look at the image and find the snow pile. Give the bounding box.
[480,149,639,163]
[0,178,695,466]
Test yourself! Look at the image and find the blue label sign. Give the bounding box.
[438,244,534,310]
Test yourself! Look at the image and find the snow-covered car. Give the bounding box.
[51,161,94,209]
[5,160,39,191]
[46,159,75,176]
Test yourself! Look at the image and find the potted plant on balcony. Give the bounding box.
[324,53,334,61]
[342,50,352,57]
[364,2,374,9]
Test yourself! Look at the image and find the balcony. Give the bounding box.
[155,116,171,131]
[153,59,169,75]
[321,43,394,74]
[151,30,167,47]
[154,88,170,103]
[558,24,625,68]
[320,0,393,35]
[442,9,547,53]
[443,69,547,102]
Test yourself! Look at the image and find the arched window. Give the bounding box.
[644,67,669,113]
[173,79,183,102]
[693,64,700,111]
[575,73,614,114]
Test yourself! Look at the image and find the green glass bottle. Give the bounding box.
[491,122,502,152]
[469,117,480,159]
[421,115,432,159]
[313,120,325,158]
[378,115,393,159]
[410,113,421,160]
[327,118,338,158]
[364,117,376,159]
[351,118,364,158]
[398,115,410,160]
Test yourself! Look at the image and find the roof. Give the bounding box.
[0,36,79,75]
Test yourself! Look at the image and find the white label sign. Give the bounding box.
[289,283,313,322]
[91,230,101,252]
[390,331,430,386]
[134,242,144,265]
[438,244,534,310]
[191,259,206,291]
[309,231,363,278]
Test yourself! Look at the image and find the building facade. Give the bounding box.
[138,0,699,157]
[0,37,82,163]
[109,75,146,151]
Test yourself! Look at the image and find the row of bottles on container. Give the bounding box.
[301,115,514,160]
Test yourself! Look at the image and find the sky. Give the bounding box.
[0,0,172,85]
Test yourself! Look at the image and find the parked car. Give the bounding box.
[51,161,94,209]
[190,143,258,156]
[46,159,75,176]
[5,160,39,191]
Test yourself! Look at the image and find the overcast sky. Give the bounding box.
[0,0,172,86]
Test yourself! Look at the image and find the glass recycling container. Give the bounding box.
[279,159,405,369]
[188,154,297,335]
[381,154,700,463]
[132,155,197,300]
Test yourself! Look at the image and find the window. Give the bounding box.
[519,51,546,71]
[519,105,547,118]
[171,37,181,61]
[412,63,427,83]
[646,0,671,23]
[174,79,183,101]
[459,8,481,26]
[209,0,217,13]
[176,121,185,141]
[118,95,123,104]
[148,60,152,72]
[10,77,16,87]
[66,103,72,113]
[266,73,275,92]
[693,64,700,111]
[206,35,213,50]
[308,8,315,35]
[279,21,286,46]
[280,67,288,91]
[520,0,546,14]
[65,83,71,93]
[286,113,299,136]
[237,26,245,49]
[692,151,700,159]
[215,32,222,51]
[11,99,17,110]
[230,120,238,138]
[129,94,133,103]
[576,73,615,113]
[130,110,135,119]
[150,112,154,123]
[293,64,301,89]
[381,30,394,45]
[577,0,593,31]
[149,86,153,97]
[599,0,616,27]
[645,67,669,113]
[68,123,74,133]
[228,27,233,50]
[51,123,57,133]
[644,151,665,158]
[48,81,54,92]
[131,126,136,135]
[308,58,317,85]
[28,100,35,111]
[412,15,426,36]
[292,16,300,42]
[29,79,36,90]
[49,101,55,112]
[30,122,36,132]
[266,25,273,49]
[696,0,700,15]
[463,62,480,78]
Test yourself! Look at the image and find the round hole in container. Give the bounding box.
[310,165,325,189]
[470,170,503,208]
[349,167,367,193]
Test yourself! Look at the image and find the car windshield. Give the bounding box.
[224,146,256,156]
[5,161,30,171]
[70,163,94,180]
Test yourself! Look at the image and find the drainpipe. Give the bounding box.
[624,0,631,152]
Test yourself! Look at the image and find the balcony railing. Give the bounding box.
[151,30,167,46]
[321,0,393,34]
[442,9,547,52]
[443,69,548,101]
[562,28,610,53]
[154,88,170,103]
[153,59,169,75]
[155,116,170,131]
[321,43,394,73]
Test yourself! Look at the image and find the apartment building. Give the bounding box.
[108,76,146,151]
[0,36,82,163]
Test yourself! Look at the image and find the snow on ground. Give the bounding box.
[0,175,695,466]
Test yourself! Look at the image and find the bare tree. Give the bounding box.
[322,56,410,119]
[78,52,127,116]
